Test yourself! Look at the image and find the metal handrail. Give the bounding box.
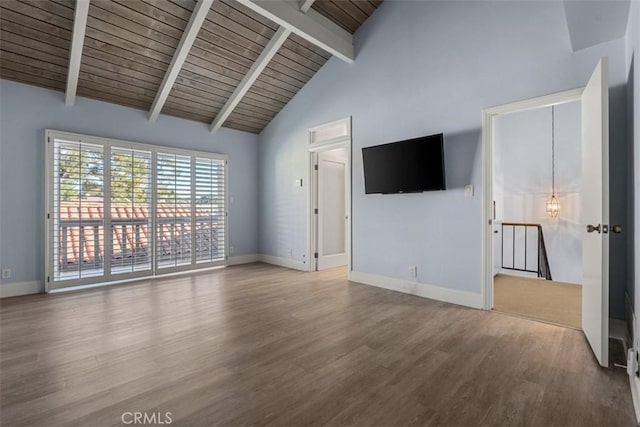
[500,222,552,280]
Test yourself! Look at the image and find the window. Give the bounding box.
[46,131,228,290]
[110,146,152,275]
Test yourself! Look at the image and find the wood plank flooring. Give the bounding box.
[0,263,634,426]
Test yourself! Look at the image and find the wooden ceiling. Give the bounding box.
[0,0,382,134]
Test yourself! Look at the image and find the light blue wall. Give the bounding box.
[258,0,630,317]
[0,80,259,288]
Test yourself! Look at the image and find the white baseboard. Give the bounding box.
[630,376,640,425]
[626,303,640,425]
[227,254,260,266]
[259,254,308,271]
[0,280,43,298]
[349,271,483,309]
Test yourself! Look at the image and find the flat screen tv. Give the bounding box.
[362,133,445,194]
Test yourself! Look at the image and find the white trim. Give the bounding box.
[629,376,640,425]
[210,27,291,134]
[65,0,90,106]
[350,271,483,309]
[233,0,354,63]
[49,264,226,294]
[148,0,213,122]
[259,254,308,271]
[45,129,229,291]
[0,281,43,298]
[309,117,351,145]
[630,310,640,424]
[299,0,315,13]
[480,88,583,310]
[44,131,52,292]
[228,254,260,265]
[307,117,352,274]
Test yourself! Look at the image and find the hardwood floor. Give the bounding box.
[0,263,634,426]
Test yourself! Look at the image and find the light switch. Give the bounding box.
[465,185,474,197]
[295,179,303,187]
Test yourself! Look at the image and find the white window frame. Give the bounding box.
[44,129,229,291]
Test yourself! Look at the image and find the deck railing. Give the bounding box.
[57,216,223,272]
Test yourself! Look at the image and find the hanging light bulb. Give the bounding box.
[546,105,560,218]
[546,194,560,217]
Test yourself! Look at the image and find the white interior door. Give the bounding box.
[581,58,609,367]
[317,150,347,270]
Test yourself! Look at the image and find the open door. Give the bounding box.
[581,58,609,367]
[317,150,348,270]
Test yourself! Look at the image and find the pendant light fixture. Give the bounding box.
[546,105,560,218]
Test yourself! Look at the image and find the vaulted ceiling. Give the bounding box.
[0,0,382,134]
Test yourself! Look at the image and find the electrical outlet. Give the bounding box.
[409,266,417,278]
[229,246,234,254]
[287,248,293,257]
[1,269,10,279]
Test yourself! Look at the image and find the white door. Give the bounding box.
[317,150,347,270]
[581,58,609,367]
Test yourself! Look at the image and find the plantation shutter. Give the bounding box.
[47,131,228,290]
[156,153,192,269]
[50,139,105,282]
[110,147,153,275]
[195,157,226,263]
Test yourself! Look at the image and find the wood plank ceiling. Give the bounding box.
[0,0,382,134]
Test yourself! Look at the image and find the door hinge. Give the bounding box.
[47,276,50,283]
[47,136,51,143]
[314,252,318,258]
[314,164,318,171]
[47,213,50,219]
[314,208,318,214]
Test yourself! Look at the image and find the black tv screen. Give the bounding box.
[362,134,445,194]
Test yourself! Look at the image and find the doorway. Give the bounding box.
[481,58,611,367]
[314,147,348,270]
[491,102,583,329]
[307,117,352,275]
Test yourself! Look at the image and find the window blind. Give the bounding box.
[110,146,153,275]
[195,157,226,263]
[46,131,228,290]
[156,153,192,269]
[51,139,105,282]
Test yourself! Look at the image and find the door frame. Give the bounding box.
[307,117,352,276]
[480,88,583,310]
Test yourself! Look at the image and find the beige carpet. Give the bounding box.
[493,273,582,329]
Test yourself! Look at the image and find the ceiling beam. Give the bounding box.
[210,26,291,134]
[65,0,90,106]
[148,0,214,122]
[299,0,315,13]
[234,0,353,63]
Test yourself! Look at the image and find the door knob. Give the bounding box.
[611,225,623,234]
[587,224,601,233]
